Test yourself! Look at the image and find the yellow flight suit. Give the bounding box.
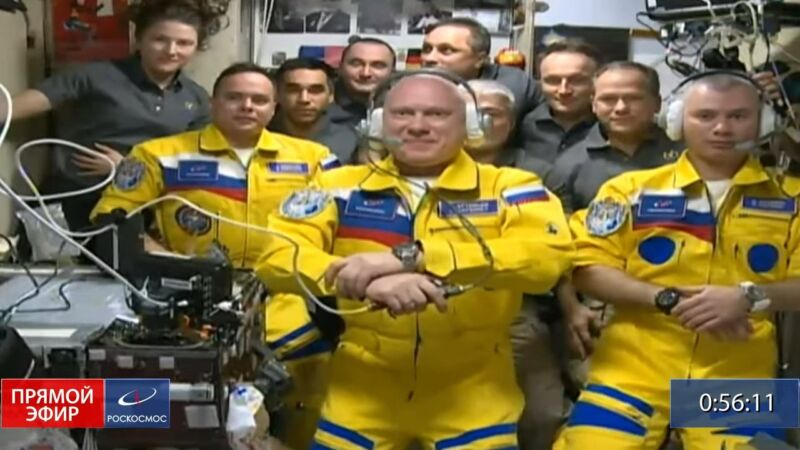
[91,124,338,449]
[554,153,800,450]
[255,150,574,450]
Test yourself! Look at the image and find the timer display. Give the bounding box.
[670,379,800,429]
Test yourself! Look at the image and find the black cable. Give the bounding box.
[363,142,496,297]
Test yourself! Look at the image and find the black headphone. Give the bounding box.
[356,68,492,150]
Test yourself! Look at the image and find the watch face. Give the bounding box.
[656,289,680,312]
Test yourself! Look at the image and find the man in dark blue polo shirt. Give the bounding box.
[421,17,544,123]
[330,37,396,128]
[518,40,599,171]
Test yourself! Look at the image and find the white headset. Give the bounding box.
[657,69,779,142]
[356,68,492,150]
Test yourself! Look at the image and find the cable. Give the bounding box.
[0,82,369,317]
[362,139,496,297]
[0,232,39,290]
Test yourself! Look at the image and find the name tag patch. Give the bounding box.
[637,195,687,219]
[742,197,796,214]
[344,196,398,221]
[269,162,309,174]
[178,161,218,181]
[438,200,498,218]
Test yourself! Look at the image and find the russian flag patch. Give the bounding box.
[320,155,342,171]
[502,185,548,205]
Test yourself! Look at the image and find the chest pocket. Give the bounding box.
[335,192,413,252]
[427,199,501,241]
[261,160,312,209]
[626,195,712,285]
[727,197,796,283]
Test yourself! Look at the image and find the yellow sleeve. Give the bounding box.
[90,144,163,220]
[254,182,342,296]
[418,170,574,294]
[569,177,634,271]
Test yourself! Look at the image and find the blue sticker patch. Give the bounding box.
[747,243,779,273]
[114,158,145,191]
[637,195,687,219]
[586,198,627,237]
[269,162,309,174]
[344,195,398,221]
[280,189,330,219]
[438,199,499,218]
[175,205,211,236]
[638,236,676,265]
[742,197,796,214]
[178,160,219,181]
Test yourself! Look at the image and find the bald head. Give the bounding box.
[385,74,466,111]
[382,74,468,174]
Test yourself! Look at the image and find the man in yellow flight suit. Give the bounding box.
[90,62,339,449]
[255,70,574,450]
[554,71,800,450]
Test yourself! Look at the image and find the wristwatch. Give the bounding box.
[655,287,681,315]
[739,281,771,312]
[391,241,422,271]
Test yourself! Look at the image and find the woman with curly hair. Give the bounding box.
[4,0,229,231]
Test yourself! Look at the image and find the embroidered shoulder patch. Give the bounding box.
[114,158,145,191]
[175,205,212,235]
[586,198,627,236]
[280,188,331,219]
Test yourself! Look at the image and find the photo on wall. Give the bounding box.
[304,0,352,33]
[452,7,511,35]
[356,0,403,35]
[267,0,305,33]
[533,25,631,74]
[406,0,453,34]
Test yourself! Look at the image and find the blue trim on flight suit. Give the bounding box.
[282,337,334,361]
[268,322,316,350]
[435,423,517,450]
[585,384,655,416]
[568,402,647,436]
[318,419,376,449]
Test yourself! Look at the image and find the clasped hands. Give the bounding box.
[323,252,447,316]
[669,285,753,341]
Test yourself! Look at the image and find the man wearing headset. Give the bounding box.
[553,71,800,450]
[255,70,574,449]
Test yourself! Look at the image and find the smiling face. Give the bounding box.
[382,75,466,169]
[137,20,199,78]
[593,67,661,138]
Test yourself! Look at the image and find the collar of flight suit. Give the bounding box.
[673,150,771,189]
[359,149,480,193]
[198,124,283,153]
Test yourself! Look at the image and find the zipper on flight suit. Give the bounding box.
[396,186,425,401]
[241,154,254,268]
[687,186,728,379]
